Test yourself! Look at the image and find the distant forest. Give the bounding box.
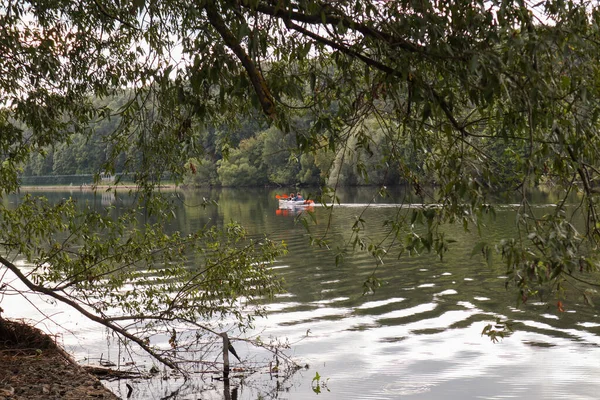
[18,94,409,188]
[19,92,519,188]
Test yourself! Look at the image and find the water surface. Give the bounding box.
[2,187,600,399]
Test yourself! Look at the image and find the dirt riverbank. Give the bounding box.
[0,318,119,400]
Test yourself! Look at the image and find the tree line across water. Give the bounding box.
[20,93,524,189]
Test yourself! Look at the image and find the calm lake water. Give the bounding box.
[2,186,600,399]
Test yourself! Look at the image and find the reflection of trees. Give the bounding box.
[101,191,115,206]
[174,189,222,234]
[215,188,277,233]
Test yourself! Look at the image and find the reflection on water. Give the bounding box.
[2,187,600,399]
[101,191,116,206]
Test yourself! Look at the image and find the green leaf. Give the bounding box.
[471,242,486,257]
[312,372,321,382]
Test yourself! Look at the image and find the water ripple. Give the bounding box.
[356,298,406,310]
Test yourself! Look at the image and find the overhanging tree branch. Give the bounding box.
[245,0,423,54]
[203,1,276,119]
[282,18,474,140]
[0,255,179,370]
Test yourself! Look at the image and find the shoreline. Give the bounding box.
[18,184,178,191]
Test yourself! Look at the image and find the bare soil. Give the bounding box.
[0,318,119,400]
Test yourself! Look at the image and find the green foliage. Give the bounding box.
[217,135,268,186]
[481,318,514,343]
[311,371,330,394]
[183,157,219,187]
[262,126,299,185]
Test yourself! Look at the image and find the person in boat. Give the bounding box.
[295,192,303,201]
[289,192,295,201]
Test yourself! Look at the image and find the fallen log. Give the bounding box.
[83,365,146,380]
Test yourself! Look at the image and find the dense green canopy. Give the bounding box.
[2,0,600,368]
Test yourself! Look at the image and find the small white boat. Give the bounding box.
[278,198,315,208]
